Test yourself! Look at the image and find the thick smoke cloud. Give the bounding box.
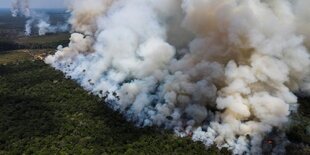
[45,0,310,154]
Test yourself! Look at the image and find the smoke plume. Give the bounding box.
[24,11,69,36]
[10,0,69,36]
[11,0,30,17]
[45,0,310,154]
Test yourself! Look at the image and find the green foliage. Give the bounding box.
[0,34,70,51]
[286,96,310,146]
[15,34,70,49]
[0,50,33,64]
[0,61,230,154]
[0,49,54,64]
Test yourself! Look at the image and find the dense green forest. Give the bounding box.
[0,61,231,154]
[0,34,70,51]
[0,57,309,154]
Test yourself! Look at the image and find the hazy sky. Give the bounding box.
[0,0,65,8]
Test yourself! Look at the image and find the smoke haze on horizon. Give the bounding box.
[8,0,69,36]
[0,0,64,8]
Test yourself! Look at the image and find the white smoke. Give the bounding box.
[11,0,30,17]
[24,17,34,36]
[40,22,69,36]
[293,0,310,95]
[24,11,70,36]
[10,0,69,36]
[45,0,310,154]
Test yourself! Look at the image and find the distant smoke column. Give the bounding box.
[45,0,310,154]
[11,0,19,17]
[37,21,70,36]
[10,0,30,17]
[25,18,33,36]
[24,11,70,36]
[23,0,30,17]
[38,20,51,36]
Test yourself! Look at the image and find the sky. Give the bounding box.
[0,0,65,8]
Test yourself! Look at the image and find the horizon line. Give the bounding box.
[0,7,66,9]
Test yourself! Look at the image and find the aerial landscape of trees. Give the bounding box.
[0,61,232,154]
[0,7,309,155]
